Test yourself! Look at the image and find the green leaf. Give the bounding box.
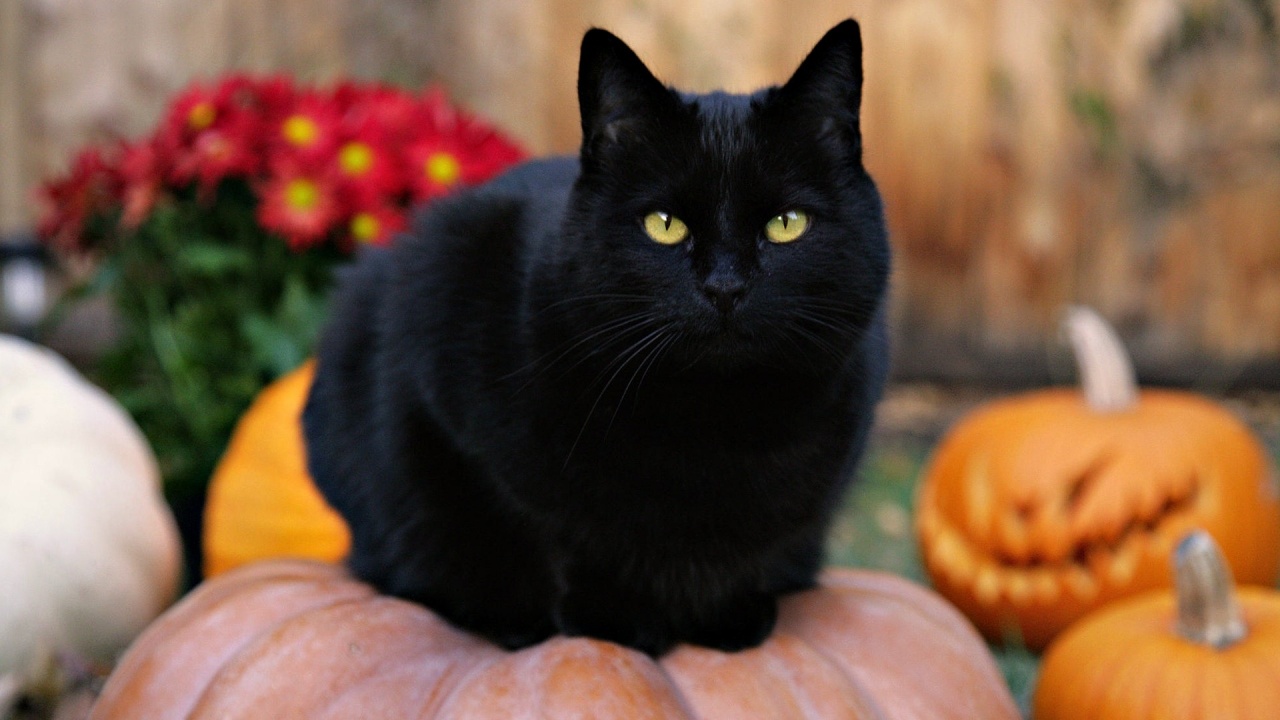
[174,243,255,275]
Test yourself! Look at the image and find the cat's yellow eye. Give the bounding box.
[643,212,689,245]
[765,210,809,244]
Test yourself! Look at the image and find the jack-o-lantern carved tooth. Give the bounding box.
[1031,570,1059,605]
[1107,543,1140,585]
[995,508,1033,565]
[974,565,1001,606]
[1029,519,1073,566]
[932,527,977,586]
[1063,565,1100,602]
[1005,573,1033,607]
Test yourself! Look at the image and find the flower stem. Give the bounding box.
[1063,306,1138,413]
[1174,530,1247,649]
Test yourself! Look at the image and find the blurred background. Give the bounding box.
[2,0,1278,388]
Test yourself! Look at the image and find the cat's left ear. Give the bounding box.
[773,19,864,149]
[577,28,678,156]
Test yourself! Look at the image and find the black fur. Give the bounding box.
[303,19,890,656]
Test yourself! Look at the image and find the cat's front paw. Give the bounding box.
[683,592,778,652]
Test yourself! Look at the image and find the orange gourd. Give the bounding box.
[90,560,1019,720]
[1034,530,1280,719]
[916,307,1280,650]
[202,361,349,576]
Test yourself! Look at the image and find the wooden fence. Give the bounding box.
[2,0,1279,387]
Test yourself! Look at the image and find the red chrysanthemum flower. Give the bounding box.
[268,92,341,167]
[330,108,406,204]
[117,139,165,228]
[344,203,407,248]
[36,148,122,253]
[337,136,403,200]
[167,110,260,192]
[156,82,227,150]
[405,90,526,203]
[256,163,342,250]
[154,79,262,193]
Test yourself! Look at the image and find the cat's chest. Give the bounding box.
[522,371,850,479]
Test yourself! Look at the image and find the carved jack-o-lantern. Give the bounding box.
[916,308,1280,650]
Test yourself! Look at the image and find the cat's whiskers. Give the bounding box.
[770,305,858,370]
[605,330,679,433]
[528,293,652,318]
[499,309,660,392]
[564,322,674,469]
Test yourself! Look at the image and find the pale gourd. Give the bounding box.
[0,335,181,705]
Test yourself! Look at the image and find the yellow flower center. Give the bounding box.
[425,152,462,186]
[350,212,380,242]
[283,115,320,147]
[339,142,374,176]
[188,101,216,131]
[285,179,319,211]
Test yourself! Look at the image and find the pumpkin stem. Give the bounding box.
[1063,306,1138,413]
[1174,530,1247,649]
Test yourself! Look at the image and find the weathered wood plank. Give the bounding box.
[0,0,29,235]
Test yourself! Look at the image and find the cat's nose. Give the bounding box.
[702,276,745,315]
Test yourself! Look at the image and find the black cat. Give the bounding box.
[303,18,890,657]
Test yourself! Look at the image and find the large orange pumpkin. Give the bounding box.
[916,307,1280,650]
[202,361,349,577]
[1034,530,1280,719]
[90,560,1019,719]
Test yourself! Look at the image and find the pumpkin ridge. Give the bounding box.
[92,566,372,719]
[184,594,411,717]
[779,572,1018,720]
[762,631,889,719]
[409,650,510,720]
[411,636,513,719]
[817,569,994,639]
[188,594,496,718]
[435,637,695,719]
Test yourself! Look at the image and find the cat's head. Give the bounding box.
[546,20,888,376]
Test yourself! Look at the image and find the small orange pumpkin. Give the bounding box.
[202,361,349,577]
[90,560,1018,720]
[1034,530,1280,719]
[916,307,1280,650]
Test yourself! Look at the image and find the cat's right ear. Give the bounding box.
[577,29,675,156]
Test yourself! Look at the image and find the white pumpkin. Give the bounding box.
[0,335,180,704]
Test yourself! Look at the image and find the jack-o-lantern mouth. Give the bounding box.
[991,460,1203,571]
[919,454,1206,609]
